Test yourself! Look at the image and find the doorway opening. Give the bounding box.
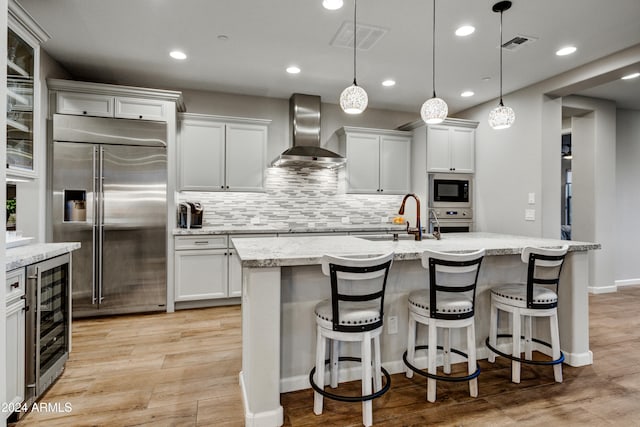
[561,133,572,240]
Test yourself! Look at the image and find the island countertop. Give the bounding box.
[231,232,600,268]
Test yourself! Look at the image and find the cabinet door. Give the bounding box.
[178,120,225,191]
[228,249,242,297]
[426,125,452,172]
[56,92,114,117]
[5,299,26,414]
[115,97,167,121]
[379,135,411,194]
[225,123,267,191]
[175,249,228,301]
[450,128,475,173]
[345,133,381,193]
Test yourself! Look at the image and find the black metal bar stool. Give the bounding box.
[485,245,569,383]
[309,251,394,427]
[403,249,485,402]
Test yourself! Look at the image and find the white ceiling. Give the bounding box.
[17,0,640,114]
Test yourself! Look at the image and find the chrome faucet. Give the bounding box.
[428,208,442,240]
[399,194,422,241]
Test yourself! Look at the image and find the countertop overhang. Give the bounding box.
[6,242,81,271]
[231,232,600,268]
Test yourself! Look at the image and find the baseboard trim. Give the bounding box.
[615,278,640,288]
[240,371,284,427]
[588,285,617,294]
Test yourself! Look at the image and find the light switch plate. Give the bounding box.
[525,209,536,221]
[250,216,260,225]
[387,316,398,334]
[528,192,536,204]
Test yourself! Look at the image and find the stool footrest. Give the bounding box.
[485,335,565,366]
[309,356,391,403]
[402,345,481,383]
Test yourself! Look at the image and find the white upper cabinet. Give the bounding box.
[338,127,411,194]
[426,120,477,174]
[178,114,270,192]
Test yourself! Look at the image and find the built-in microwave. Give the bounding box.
[429,174,472,207]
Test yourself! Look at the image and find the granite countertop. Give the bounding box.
[231,232,601,268]
[173,223,410,235]
[6,242,81,271]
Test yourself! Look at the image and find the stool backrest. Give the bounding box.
[421,249,485,320]
[321,252,394,332]
[521,245,569,309]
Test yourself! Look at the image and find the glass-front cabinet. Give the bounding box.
[7,27,35,173]
[6,0,49,178]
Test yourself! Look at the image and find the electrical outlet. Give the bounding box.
[250,216,260,225]
[387,316,398,334]
[380,216,388,223]
[525,209,536,221]
[307,222,315,228]
[341,216,350,224]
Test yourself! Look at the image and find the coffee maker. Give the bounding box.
[178,202,204,229]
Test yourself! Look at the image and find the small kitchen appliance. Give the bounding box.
[178,202,204,229]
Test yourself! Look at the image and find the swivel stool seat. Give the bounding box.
[486,245,569,383]
[309,252,394,427]
[403,249,485,402]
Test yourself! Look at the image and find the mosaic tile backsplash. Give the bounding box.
[178,166,406,228]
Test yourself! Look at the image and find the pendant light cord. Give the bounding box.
[432,0,437,98]
[499,9,504,106]
[353,0,358,85]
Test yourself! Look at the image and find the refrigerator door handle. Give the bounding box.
[98,146,105,303]
[92,147,98,305]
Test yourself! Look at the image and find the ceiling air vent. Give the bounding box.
[330,21,388,51]
[501,34,538,52]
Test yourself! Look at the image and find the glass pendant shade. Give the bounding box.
[421,96,448,124]
[488,103,515,129]
[340,84,368,114]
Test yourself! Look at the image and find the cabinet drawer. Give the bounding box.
[115,97,167,121]
[6,268,25,303]
[175,235,228,250]
[57,92,114,117]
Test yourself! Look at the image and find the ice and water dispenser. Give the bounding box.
[63,189,86,222]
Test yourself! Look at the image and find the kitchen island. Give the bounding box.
[232,232,599,427]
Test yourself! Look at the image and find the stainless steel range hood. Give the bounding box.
[272,94,346,168]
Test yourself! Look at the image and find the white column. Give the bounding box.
[240,266,284,427]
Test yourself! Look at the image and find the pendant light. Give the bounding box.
[420,0,448,124]
[488,1,515,130]
[340,0,368,114]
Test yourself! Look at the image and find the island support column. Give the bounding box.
[559,250,593,366]
[240,266,284,427]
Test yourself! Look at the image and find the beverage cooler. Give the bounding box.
[24,253,71,411]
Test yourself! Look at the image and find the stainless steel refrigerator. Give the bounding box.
[49,114,167,317]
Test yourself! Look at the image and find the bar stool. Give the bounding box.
[309,252,394,427]
[486,245,569,383]
[403,249,485,402]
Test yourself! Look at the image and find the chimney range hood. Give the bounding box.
[272,94,346,168]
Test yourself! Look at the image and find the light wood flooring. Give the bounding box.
[11,287,640,426]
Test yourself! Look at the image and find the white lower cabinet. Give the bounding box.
[175,248,228,301]
[5,268,26,419]
[228,248,243,298]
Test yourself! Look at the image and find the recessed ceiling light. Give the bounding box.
[455,25,475,37]
[460,91,474,97]
[286,66,301,74]
[169,50,187,60]
[382,79,396,87]
[217,35,229,41]
[322,0,343,10]
[621,72,640,80]
[556,46,577,56]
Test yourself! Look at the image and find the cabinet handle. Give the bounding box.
[220,185,225,189]
[194,241,209,245]
[226,186,230,189]
[83,111,87,115]
[10,281,20,289]
[380,188,384,192]
[139,115,143,119]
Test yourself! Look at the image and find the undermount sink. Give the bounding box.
[357,233,438,242]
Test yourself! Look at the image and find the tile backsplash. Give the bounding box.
[178,166,405,228]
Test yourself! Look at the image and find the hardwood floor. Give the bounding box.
[11,287,640,426]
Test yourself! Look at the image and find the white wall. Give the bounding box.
[615,109,640,285]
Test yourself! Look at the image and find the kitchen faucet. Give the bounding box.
[428,208,442,240]
[399,193,422,241]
